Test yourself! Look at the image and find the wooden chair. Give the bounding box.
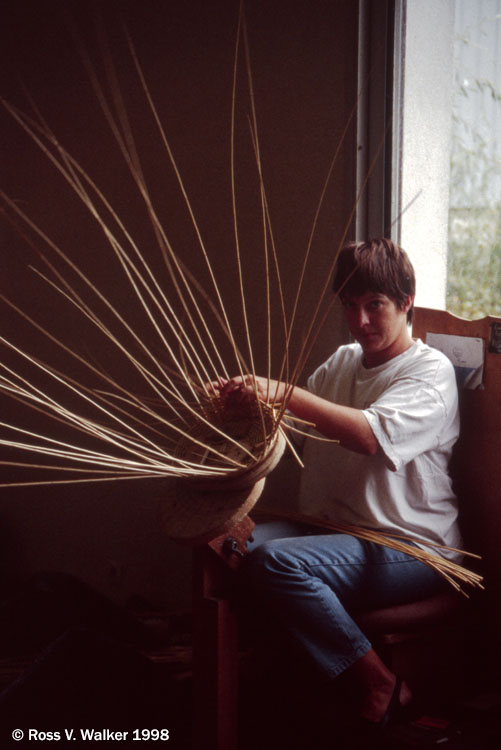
[353,306,501,698]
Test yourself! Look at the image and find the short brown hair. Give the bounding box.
[332,238,416,323]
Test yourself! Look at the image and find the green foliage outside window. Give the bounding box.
[447,13,501,320]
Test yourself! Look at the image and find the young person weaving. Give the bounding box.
[216,238,461,729]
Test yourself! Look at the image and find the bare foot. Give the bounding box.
[361,674,412,723]
[346,649,412,724]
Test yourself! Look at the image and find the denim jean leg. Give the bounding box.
[243,530,446,680]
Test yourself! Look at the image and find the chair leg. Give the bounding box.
[192,542,244,750]
[192,591,238,750]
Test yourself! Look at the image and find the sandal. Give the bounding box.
[356,675,406,737]
[379,675,403,729]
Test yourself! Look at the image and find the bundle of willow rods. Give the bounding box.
[253,509,483,597]
[0,10,295,488]
[1,6,350,489]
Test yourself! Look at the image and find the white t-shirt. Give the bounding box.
[297,339,462,561]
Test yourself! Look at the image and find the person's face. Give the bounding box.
[342,291,413,367]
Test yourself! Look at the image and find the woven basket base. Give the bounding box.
[159,429,286,545]
[159,475,265,545]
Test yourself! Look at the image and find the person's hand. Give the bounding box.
[209,375,287,405]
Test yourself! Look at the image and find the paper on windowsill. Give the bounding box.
[426,332,484,389]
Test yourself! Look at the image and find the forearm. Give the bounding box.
[217,375,378,456]
[286,386,378,455]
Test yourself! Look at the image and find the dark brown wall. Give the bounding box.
[0,0,358,609]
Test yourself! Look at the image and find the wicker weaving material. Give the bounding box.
[160,424,286,544]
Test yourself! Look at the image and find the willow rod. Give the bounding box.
[253,510,483,596]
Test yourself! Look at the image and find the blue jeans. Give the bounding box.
[243,521,447,679]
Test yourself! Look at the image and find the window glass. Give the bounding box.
[395,0,454,311]
[447,0,501,319]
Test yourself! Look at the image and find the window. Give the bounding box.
[389,0,500,318]
[393,0,455,311]
[447,0,501,319]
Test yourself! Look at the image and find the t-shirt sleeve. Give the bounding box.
[362,376,452,472]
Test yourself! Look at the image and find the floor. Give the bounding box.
[1,572,500,749]
[1,633,501,749]
[235,647,501,750]
[238,683,501,750]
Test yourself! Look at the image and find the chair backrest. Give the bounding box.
[412,307,501,608]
